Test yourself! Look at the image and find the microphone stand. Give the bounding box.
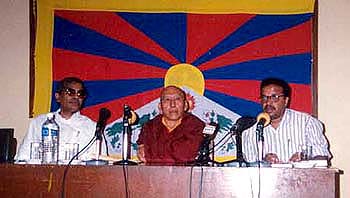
[257,124,264,163]
[85,127,108,166]
[114,106,137,165]
[195,123,219,166]
[195,137,213,166]
[235,131,246,166]
[248,124,269,167]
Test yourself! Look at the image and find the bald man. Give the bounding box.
[136,86,205,165]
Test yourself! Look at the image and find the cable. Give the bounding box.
[210,133,235,155]
[249,175,254,197]
[198,166,204,198]
[60,136,97,198]
[258,165,261,198]
[208,131,231,153]
[122,164,130,198]
[189,165,194,198]
[102,132,109,156]
[255,133,261,198]
[194,130,236,165]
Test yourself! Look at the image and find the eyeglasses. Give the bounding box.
[260,94,285,102]
[62,87,87,98]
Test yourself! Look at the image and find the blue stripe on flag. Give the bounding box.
[193,13,312,66]
[203,53,311,84]
[53,16,172,69]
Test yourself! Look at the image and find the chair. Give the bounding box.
[0,128,17,163]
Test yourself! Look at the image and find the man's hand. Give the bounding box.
[264,153,280,164]
[289,153,328,162]
[137,144,146,163]
[289,152,302,162]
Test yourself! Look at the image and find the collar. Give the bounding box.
[54,109,81,122]
[267,108,290,130]
[161,116,182,132]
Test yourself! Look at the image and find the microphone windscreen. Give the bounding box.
[257,112,271,127]
[128,110,138,125]
[99,108,111,121]
[236,116,256,131]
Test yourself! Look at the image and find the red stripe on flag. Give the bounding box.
[81,88,162,123]
[289,83,312,114]
[55,10,179,65]
[206,79,261,102]
[187,14,255,63]
[206,80,312,114]
[52,48,167,80]
[199,20,312,71]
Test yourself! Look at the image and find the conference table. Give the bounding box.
[0,164,340,198]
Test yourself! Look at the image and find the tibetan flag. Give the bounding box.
[32,0,316,160]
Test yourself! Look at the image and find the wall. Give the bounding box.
[0,0,348,197]
[318,0,350,197]
[0,0,29,144]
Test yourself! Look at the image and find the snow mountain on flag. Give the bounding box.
[105,86,244,161]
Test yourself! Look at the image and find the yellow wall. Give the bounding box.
[0,0,348,197]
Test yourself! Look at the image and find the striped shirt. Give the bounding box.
[242,109,331,163]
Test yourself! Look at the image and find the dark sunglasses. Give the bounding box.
[62,87,87,98]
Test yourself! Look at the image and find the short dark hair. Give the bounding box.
[55,77,85,93]
[260,77,291,97]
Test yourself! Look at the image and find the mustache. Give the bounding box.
[69,98,81,103]
[264,105,275,111]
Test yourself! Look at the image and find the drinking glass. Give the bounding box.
[64,143,79,161]
[29,142,42,164]
[300,144,312,161]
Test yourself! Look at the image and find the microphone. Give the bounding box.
[123,105,138,125]
[114,105,139,165]
[230,116,256,165]
[256,112,271,128]
[255,112,270,162]
[195,123,219,165]
[230,116,256,135]
[202,123,218,139]
[91,108,111,164]
[95,108,111,140]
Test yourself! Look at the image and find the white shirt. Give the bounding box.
[15,110,100,162]
[242,109,331,163]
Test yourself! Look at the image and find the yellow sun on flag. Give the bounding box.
[164,63,205,96]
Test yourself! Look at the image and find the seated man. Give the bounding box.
[242,78,331,164]
[136,85,205,164]
[16,77,99,162]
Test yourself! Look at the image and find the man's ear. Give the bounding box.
[285,97,290,107]
[184,100,189,112]
[158,103,162,114]
[55,92,61,103]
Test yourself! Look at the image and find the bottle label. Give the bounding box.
[42,127,49,136]
[51,129,58,136]
[42,128,58,136]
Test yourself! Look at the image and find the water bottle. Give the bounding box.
[41,113,59,164]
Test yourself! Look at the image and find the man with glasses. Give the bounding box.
[136,85,205,165]
[242,78,331,164]
[16,77,98,162]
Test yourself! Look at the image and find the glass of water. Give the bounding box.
[64,143,79,161]
[300,144,312,161]
[29,142,42,164]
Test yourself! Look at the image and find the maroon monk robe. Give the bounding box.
[137,113,205,164]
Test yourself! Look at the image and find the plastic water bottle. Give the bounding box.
[41,113,59,164]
